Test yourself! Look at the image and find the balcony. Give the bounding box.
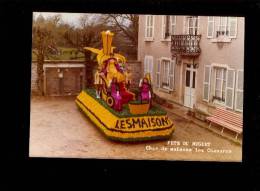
[171,35,201,57]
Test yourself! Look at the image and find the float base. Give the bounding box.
[75,89,175,142]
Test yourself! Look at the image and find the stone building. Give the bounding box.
[31,60,86,96]
[138,15,244,115]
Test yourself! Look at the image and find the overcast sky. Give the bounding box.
[33,12,99,27]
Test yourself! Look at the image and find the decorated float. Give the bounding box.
[75,30,175,141]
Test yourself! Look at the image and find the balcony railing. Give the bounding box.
[171,35,201,57]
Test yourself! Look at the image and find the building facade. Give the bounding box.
[138,15,244,114]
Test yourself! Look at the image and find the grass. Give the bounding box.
[32,47,85,61]
[129,100,149,104]
[84,88,167,118]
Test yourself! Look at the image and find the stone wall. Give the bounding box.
[31,60,86,95]
[31,61,38,94]
[127,60,142,89]
[31,60,142,95]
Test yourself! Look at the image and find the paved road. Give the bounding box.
[29,96,242,162]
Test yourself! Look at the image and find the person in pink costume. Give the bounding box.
[139,77,152,103]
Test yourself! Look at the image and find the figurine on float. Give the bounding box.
[138,73,153,106]
[84,30,135,110]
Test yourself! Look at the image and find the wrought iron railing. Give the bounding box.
[171,35,201,56]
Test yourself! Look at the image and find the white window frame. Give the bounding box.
[210,16,237,42]
[162,59,170,89]
[159,57,175,91]
[235,69,244,112]
[216,17,229,37]
[184,16,199,35]
[213,66,227,105]
[161,15,176,41]
[145,15,154,41]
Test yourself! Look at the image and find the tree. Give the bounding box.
[64,14,108,86]
[32,14,61,95]
[102,14,138,59]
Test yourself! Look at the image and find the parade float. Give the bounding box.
[75,30,175,141]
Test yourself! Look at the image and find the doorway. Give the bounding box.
[184,64,197,108]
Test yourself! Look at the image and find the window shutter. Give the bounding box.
[214,16,220,38]
[183,16,186,34]
[169,59,175,90]
[229,17,237,38]
[149,56,154,83]
[170,16,176,35]
[150,16,154,38]
[162,16,166,39]
[203,65,211,102]
[207,17,214,38]
[156,59,161,88]
[235,70,243,112]
[145,16,149,38]
[196,16,200,35]
[225,68,235,109]
[144,56,148,75]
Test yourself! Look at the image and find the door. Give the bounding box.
[45,67,83,96]
[63,68,82,95]
[184,64,196,108]
[45,68,61,96]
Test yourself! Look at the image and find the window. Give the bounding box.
[144,55,154,81]
[162,15,176,39]
[207,17,214,38]
[184,16,199,35]
[203,64,243,112]
[235,70,244,112]
[157,58,175,90]
[145,15,154,40]
[162,60,170,88]
[216,17,229,37]
[207,16,237,39]
[214,67,227,103]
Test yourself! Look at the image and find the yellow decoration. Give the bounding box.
[84,30,126,67]
[128,103,150,115]
[75,91,175,141]
[101,30,114,55]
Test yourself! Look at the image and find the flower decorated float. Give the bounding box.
[75,30,175,141]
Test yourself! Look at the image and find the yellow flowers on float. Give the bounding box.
[75,90,175,141]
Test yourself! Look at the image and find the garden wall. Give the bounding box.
[31,60,141,95]
[127,60,142,89]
